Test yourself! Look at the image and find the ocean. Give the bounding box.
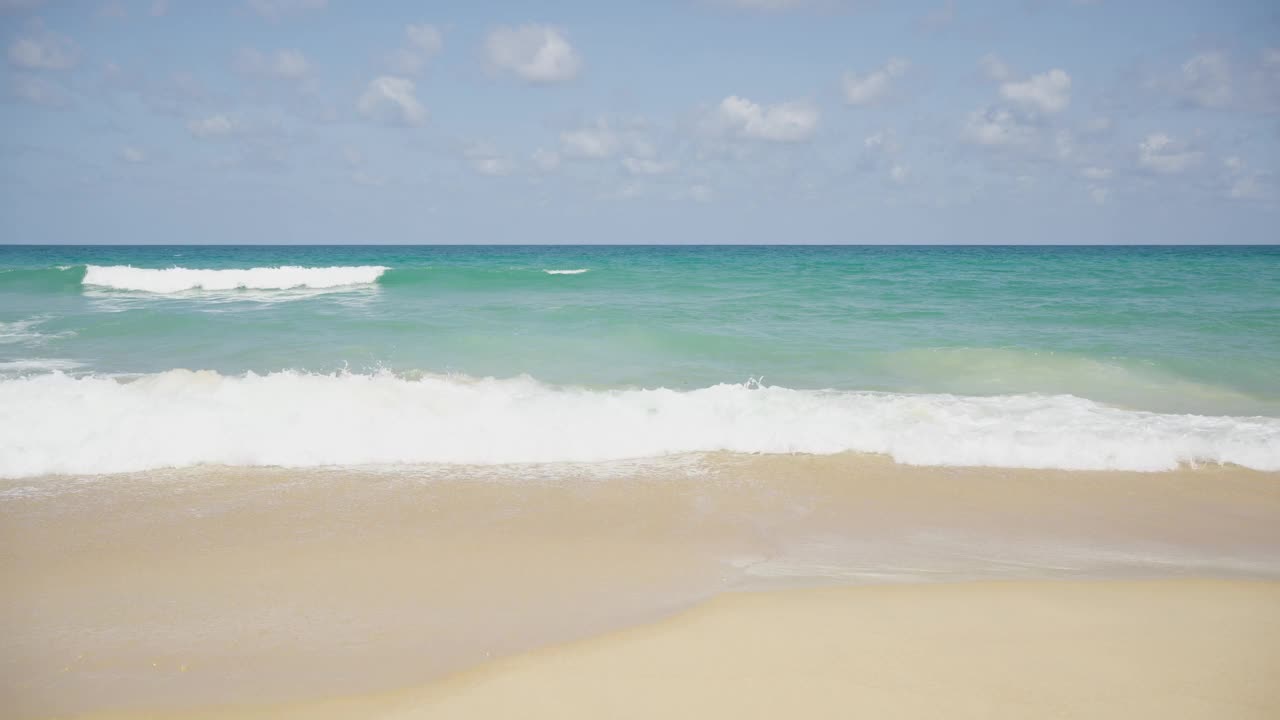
[2,244,1278,477]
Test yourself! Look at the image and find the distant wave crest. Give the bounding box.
[82,265,389,293]
[543,268,589,275]
[2,370,1277,478]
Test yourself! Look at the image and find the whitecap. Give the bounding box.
[1,370,1277,478]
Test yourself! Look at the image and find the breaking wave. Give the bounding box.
[1,370,1277,478]
[81,265,389,293]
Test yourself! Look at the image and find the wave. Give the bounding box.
[0,317,74,346]
[544,269,589,275]
[1,370,1276,478]
[0,359,84,374]
[81,265,388,293]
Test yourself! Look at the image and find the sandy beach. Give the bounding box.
[156,580,1280,720]
[4,455,1280,718]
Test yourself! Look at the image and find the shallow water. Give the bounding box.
[2,245,1279,476]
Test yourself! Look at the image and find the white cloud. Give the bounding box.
[561,124,620,159]
[842,58,909,106]
[999,68,1071,114]
[247,0,326,20]
[889,163,910,184]
[387,24,444,76]
[485,25,581,84]
[187,114,244,138]
[714,95,819,142]
[1176,51,1231,109]
[963,107,1034,146]
[119,146,146,163]
[532,148,561,172]
[357,76,427,126]
[7,23,78,71]
[236,48,311,81]
[464,142,513,176]
[1137,133,1202,174]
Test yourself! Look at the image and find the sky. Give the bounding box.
[1,0,1278,244]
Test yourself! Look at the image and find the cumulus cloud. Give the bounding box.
[247,0,326,20]
[357,76,427,126]
[7,23,79,71]
[713,95,819,142]
[387,24,444,76]
[119,146,146,163]
[187,114,243,138]
[558,119,661,168]
[560,124,621,158]
[963,106,1034,146]
[999,68,1071,114]
[485,25,581,84]
[236,48,311,81]
[1137,133,1201,174]
[842,58,909,106]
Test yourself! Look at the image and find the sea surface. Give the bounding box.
[2,244,1278,477]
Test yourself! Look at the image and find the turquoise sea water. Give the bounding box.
[2,245,1278,476]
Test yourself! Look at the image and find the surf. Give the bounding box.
[80,265,389,293]
[2,369,1277,478]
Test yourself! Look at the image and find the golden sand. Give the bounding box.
[3,455,1279,717]
[81,581,1280,720]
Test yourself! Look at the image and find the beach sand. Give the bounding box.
[3,455,1279,718]
[157,580,1280,720]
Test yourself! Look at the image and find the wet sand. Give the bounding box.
[2,454,1279,717]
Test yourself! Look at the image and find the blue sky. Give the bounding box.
[1,0,1277,244]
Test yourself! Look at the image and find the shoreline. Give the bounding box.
[70,579,1280,719]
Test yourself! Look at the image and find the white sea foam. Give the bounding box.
[82,265,388,293]
[0,317,72,346]
[2,370,1277,478]
[0,359,85,374]
[543,269,589,275]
